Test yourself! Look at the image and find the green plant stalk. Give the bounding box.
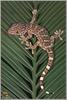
[32,49,37,99]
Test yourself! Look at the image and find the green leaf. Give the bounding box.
[1,1,66,99]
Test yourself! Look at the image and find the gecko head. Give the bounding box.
[8,23,28,37]
[8,23,20,35]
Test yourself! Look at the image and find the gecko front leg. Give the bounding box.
[25,41,39,54]
[30,9,37,25]
[18,33,37,54]
[18,35,34,54]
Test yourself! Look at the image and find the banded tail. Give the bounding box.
[39,48,54,89]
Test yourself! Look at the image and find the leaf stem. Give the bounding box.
[32,49,37,99]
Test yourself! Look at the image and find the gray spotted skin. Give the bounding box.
[8,9,63,90]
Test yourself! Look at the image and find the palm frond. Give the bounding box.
[1,1,66,99]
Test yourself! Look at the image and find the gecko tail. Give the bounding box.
[39,48,54,90]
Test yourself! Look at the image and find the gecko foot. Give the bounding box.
[32,9,37,15]
[25,41,39,54]
[54,29,64,40]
